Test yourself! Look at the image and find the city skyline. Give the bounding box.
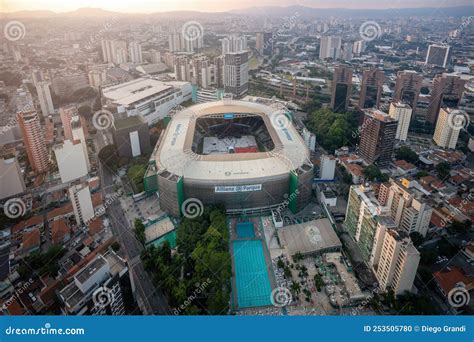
[2,0,474,13]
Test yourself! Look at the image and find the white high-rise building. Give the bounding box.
[54,140,88,184]
[389,102,412,141]
[149,49,161,64]
[373,229,420,295]
[168,33,183,52]
[71,117,90,172]
[433,107,464,149]
[319,36,342,60]
[0,157,26,200]
[88,69,107,89]
[69,183,94,226]
[35,81,54,116]
[352,40,366,55]
[386,178,433,237]
[320,155,336,180]
[101,40,127,64]
[222,35,247,54]
[128,41,143,64]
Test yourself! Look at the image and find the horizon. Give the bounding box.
[2,0,473,14]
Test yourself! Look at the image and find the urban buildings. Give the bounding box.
[393,70,422,112]
[0,158,26,200]
[68,183,94,226]
[433,107,465,149]
[320,155,336,180]
[256,32,273,56]
[88,69,108,89]
[426,73,466,124]
[112,116,150,158]
[16,110,49,174]
[319,36,342,60]
[359,68,385,109]
[35,81,54,117]
[128,41,143,64]
[385,178,433,237]
[345,184,420,294]
[389,102,412,141]
[60,105,78,141]
[222,35,247,54]
[330,65,352,112]
[425,44,452,68]
[373,229,420,295]
[101,39,128,64]
[224,51,249,97]
[58,252,129,315]
[101,78,192,125]
[358,109,397,168]
[53,140,88,183]
[71,117,91,172]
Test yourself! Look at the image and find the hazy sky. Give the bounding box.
[2,0,472,13]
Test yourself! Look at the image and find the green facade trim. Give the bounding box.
[288,171,299,214]
[177,176,185,217]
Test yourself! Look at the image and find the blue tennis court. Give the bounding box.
[236,221,255,238]
[232,240,272,308]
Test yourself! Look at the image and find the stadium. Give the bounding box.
[144,100,313,217]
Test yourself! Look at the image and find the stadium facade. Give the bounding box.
[144,100,313,217]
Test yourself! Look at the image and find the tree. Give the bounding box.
[290,281,301,295]
[363,165,388,182]
[78,105,92,119]
[98,145,120,172]
[409,232,424,248]
[395,146,418,163]
[134,219,146,245]
[416,171,429,179]
[314,274,324,291]
[128,164,147,193]
[447,220,472,233]
[436,162,451,180]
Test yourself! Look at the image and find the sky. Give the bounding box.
[2,0,472,13]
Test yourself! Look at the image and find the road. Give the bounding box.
[95,130,171,315]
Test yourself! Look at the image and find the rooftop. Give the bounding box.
[277,219,342,256]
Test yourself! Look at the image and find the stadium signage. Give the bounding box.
[214,184,262,193]
[170,124,182,146]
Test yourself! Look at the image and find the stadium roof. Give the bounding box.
[154,100,310,181]
[102,78,173,106]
